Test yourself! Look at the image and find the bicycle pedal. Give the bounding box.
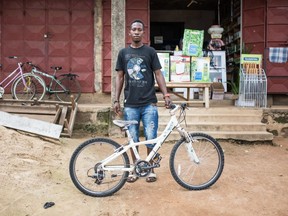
[152,154,162,164]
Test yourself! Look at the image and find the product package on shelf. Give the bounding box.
[157,52,170,82]
[170,55,191,82]
[191,57,211,82]
[240,54,263,72]
[182,29,204,57]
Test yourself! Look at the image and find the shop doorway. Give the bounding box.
[150,22,184,51]
[149,0,218,51]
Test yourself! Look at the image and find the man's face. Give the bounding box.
[129,22,144,43]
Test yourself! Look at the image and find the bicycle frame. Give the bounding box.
[0,62,27,89]
[99,105,200,173]
[31,67,68,93]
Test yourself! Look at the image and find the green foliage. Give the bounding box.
[226,80,239,95]
[226,64,240,95]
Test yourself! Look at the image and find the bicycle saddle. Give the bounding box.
[51,66,62,71]
[113,120,138,128]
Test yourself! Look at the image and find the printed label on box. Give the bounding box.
[170,56,191,82]
[157,52,170,82]
[191,57,210,82]
[182,29,204,57]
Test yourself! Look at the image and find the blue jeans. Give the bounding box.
[124,104,158,149]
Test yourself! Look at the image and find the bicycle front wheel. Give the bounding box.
[69,138,130,197]
[170,132,224,190]
[12,73,46,101]
[55,76,81,102]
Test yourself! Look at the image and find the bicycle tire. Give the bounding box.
[169,132,224,190]
[54,75,81,102]
[12,73,46,101]
[69,138,130,197]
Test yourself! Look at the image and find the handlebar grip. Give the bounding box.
[181,103,187,109]
[169,104,176,109]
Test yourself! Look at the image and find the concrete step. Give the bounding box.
[75,103,274,142]
[159,115,262,123]
[157,106,273,142]
[158,106,262,115]
[161,131,274,142]
[158,122,267,132]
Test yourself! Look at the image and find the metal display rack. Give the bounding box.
[236,63,267,108]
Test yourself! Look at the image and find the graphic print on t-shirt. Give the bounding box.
[127,57,147,80]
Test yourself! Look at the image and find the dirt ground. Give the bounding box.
[0,126,287,216]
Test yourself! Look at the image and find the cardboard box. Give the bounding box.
[211,82,224,100]
[191,57,210,82]
[182,29,204,57]
[157,52,170,82]
[170,55,191,82]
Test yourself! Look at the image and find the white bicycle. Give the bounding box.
[69,104,224,197]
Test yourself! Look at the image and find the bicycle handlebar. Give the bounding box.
[27,62,42,71]
[8,56,18,59]
[169,103,187,115]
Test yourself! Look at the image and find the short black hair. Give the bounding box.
[130,19,144,29]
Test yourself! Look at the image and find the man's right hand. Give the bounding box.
[113,102,122,116]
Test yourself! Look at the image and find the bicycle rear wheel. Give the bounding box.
[12,73,46,101]
[54,75,81,102]
[69,138,130,197]
[170,132,224,190]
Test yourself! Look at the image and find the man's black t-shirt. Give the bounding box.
[115,45,162,107]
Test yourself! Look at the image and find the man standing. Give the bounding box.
[113,19,171,183]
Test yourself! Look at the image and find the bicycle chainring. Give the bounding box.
[134,160,151,177]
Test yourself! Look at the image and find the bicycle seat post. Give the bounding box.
[52,68,56,77]
[50,66,62,77]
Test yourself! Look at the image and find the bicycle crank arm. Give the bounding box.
[139,164,160,170]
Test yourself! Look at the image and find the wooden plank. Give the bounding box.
[62,119,72,137]
[155,82,211,88]
[0,99,78,138]
[0,111,62,139]
[0,99,72,106]
[58,106,68,126]
[53,107,62,124]
[157,100,205,104]
[16,114,57,123]
[67,103,78,135]
[0,105,57,115]
[155,82,211,108]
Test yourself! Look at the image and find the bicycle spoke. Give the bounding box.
[69,138,130,197]
[12,74,46,100]
[170,133,224,190]
[55,76,81,102]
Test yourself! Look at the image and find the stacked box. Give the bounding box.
[191,57,210,82]
[157,52,170,82]
[170,56,191,82]
[182,29,204,57]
